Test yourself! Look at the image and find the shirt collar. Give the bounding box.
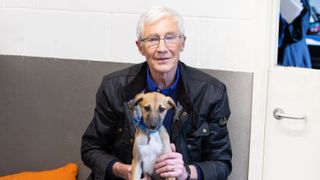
[146,66,180,95]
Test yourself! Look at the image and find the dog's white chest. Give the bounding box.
[138,133,163,174]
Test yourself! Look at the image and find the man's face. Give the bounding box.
[136,16,185,75]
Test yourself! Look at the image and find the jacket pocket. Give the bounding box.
[185,122,209,161]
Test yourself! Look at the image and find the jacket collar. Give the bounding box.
[122,62,147,102]
[122,61,192,113]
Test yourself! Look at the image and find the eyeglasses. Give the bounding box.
[140,34,184,48]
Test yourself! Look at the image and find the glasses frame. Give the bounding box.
[140,34,184,49]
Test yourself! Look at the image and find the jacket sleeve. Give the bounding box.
[194,84,232,180]
[81,77,120,179]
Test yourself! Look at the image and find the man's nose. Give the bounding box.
[156,39,169,51]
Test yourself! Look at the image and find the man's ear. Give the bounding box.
[180,36,186,52]
[136,40,145,56]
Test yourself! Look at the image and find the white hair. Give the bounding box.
[136,6,185,40]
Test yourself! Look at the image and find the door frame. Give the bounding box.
[248,0,280,180]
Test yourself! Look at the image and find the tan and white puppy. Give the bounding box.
[131,92,176,180]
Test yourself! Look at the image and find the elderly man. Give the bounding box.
[81,6,232,180]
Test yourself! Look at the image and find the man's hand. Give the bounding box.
[112,162,131,180]
[154,144,189,180]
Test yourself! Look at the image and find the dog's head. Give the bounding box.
[133,92,176,130]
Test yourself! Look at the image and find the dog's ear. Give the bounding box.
[133,93,144,106]
[166,96,177,112]
[167,96,177,118]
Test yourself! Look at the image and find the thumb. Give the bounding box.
[127,166,131,180]
[170,143,176,152]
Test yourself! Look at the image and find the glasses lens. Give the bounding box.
[141,36,159,48]
[141,34,182,48]
[164,35,180,45]
[148,37,160,47]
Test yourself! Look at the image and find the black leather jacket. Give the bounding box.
[81,62,232,180]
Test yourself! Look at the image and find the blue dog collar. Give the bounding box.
[133,117,160,135]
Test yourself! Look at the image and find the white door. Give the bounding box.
[263,66,320,180]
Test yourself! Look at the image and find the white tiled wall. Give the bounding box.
[3,0,37,8]
[197,18,255,71]
[0,9,110,61]
[0,0,258,72]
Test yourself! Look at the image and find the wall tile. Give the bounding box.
[64,0,254,19]
[67,0,155,14]
[109,14,142,64]
[180,17,201,68]
[38,0,69,10]
[0,9,110,61]
[68,0,103,12]
[0,9,27,55]
[49,12,110,61]
[3,0,37,8]
[197,0,255,19]
[198,18,255,72]
[162,0,255,19]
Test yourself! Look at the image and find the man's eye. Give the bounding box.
[165,35,175,40]
[147,37,159,42]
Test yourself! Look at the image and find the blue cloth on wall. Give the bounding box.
[278,0,312,68]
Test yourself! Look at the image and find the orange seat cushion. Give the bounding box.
[0,163,78,180]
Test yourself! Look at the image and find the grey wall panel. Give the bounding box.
[0,56,130,179]
[0,55,252,180]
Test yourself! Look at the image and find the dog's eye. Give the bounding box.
[143,105,151,112]
[159,105,166,113]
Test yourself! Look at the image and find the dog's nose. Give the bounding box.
[150,125,157,129]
